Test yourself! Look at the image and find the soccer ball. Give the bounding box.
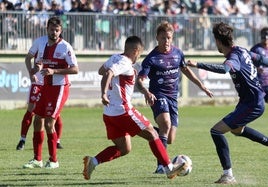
[172,154,192,176]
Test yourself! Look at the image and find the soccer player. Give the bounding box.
[187,22,268,184]
[136,21,213,174]
[82,36,185,180]
[23,16,78,169]
[250,27,268,103]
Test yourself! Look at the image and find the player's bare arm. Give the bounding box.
[25,53,35,74]
[98,65,106,75]
[41,66,78,76]
[25,53,40,82]
[101,69,114,106]
[181,66,213,98]
[136,76,156,106]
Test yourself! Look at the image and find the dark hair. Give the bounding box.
[125,36,143,49]
[212,22,233,47]
[47,16,62,28]
[261,27,268,39]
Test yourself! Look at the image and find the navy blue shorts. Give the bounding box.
[223,100,265,129]
[150,95,179,127]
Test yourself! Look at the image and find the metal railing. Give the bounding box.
[0,11,266,53]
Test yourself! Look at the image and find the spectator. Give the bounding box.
[62,0,72,11]
[196,5,212,50]
[260,5,268,26]
[2,12,18,49]
[236,0,252,15]
[214,0,235,16]
[200,0,214,15]
[92,0,109,13]
[0,1,6,49]
[164,0,181,15]
[67,0,80,47]
[48,1,64,14]
[150,0,165,15]
[3,0,15,10]
[249,3,264,44]
[183,0,200,14]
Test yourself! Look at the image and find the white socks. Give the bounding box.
[223,168,233,176]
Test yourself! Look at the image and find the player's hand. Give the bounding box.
[101,94,110,106]
[35,62,43,71]
[187,60,197,67]
[41,68,54,76]
[203,87,213,98]
[144,91,156,106]
[30,74,38,83]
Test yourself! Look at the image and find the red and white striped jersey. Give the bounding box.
[103,54,135,116]
[29,35,78,86]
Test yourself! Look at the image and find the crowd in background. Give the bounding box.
[0,0,267,17]
[0,0,268,51]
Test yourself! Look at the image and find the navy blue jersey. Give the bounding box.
[138,46,186,98]
[225,46,264,103]
[251,43,268,87]
[251,43,268,56]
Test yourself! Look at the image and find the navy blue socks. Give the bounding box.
[210,128,231,170]
[239,126,268,146]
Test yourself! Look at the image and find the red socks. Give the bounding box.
[33,131,44,161]
[47,132,58,162]
[149,138,170,166]
[21,111,34,137]
[95,146,121,164]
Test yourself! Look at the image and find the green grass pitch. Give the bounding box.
[0,105,268,187]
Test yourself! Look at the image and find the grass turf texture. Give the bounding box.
[0,105,268,187]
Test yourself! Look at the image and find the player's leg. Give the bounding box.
[210,120,236,184]
[233,101,268,145]
[16,84,40,150]
[83,114,130,180]
[23,114,45,168]
[98,136,131,163]
[44,116,59,168]
[211,101,264,184]
[16,103,35,150]
[83,136,130,180]
[45,85,68,168]
[167,101,179,144]
[55,115,63,149]
[154,112,171,173]
[152,97,177,173]
[155,112,170,147]
[236,126,268,145]
[138,124,185,179]
[168,126,177,144]
[126,107,184,179]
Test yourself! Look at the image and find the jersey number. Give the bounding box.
[244,50,257,80]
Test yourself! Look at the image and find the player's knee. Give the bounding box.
[158,125,171,135]
[231,126,244,136]
[120,147,131,156]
